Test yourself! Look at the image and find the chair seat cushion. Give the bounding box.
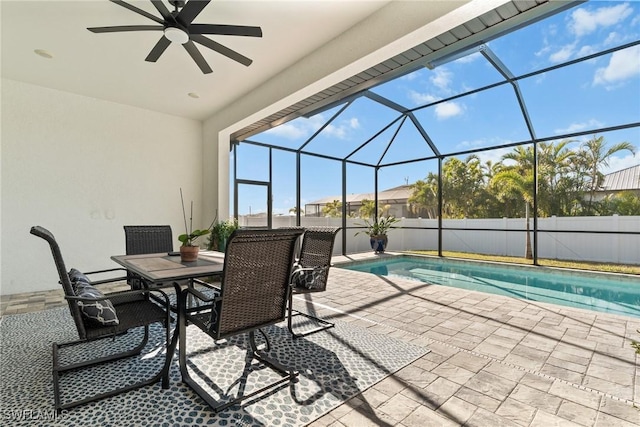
[69,268,119,326]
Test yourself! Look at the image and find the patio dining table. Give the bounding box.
[110,250,225,285]
[110,250,227,378]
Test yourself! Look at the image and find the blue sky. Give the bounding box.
[235,1,640,216]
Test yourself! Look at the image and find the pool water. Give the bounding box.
[341,256,640,318]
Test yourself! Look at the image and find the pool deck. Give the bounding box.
[2,253,639,426]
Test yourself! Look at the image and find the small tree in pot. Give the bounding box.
[178,189,212,262]
[354,216,400,253]
[207,217,238,252]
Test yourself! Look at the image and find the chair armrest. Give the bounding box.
[84,268,129,285]
[291,265,328,277]
[191,277,221,288]
[66,287,170,307]
[84,267,127,275]
[189,278,222,294]
[183,286,220,303]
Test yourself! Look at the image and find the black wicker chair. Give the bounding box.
[178,228,304,413]
[124,225,174,290]
[287,227,339,338]
[30,226,175,413]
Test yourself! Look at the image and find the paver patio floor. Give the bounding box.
[2,256,639,426]
[302,255,640,426]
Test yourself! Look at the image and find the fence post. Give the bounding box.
[613,214,619,264]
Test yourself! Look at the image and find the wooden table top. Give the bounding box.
[111,250,225,283]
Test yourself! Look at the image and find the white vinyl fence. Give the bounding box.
[239,215,640,265]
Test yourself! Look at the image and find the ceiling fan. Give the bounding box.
[87,0,262,74]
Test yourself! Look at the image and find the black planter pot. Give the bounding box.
[369,234,388,253]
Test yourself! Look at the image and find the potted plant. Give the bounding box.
[354,216,401,253]
[178,189,212,262]
[207,217,239,252]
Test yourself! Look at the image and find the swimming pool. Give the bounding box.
[340,256,640,318]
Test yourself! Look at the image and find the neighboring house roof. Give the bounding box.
[306,185,414,206]
[601,164,640,192]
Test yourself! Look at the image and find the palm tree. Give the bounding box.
[536,139,576,216]
[578,135,635,214]
[491,146,535,259]
[408,174,439,219]
[359,199,377,219]
[288,206,303,216]
[321,199,342,217]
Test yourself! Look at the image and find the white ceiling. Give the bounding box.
[1,0,391,121]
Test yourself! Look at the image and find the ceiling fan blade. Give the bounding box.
[88,25,163,33]
[109,0,164,24]
[189,24,262,38]
[150,0,172,20]
[145,36,171,62]
[191,34,253,67]
[183,41,213,74]
[177,0,210,26]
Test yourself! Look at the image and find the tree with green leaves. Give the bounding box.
[289,206,303,216]
[577,135,636,215]
[358,199,392,218]
[536,140,577,216]
[359,199,376,219]
[410,156,501,219]
[409,138,637,226]
[597,191,640,216]
[490,146,535,259]
[408,173,439,219]
[322,199,342,217]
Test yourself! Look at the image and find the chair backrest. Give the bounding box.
[215,228,304,339]
[297,227,339,291]
[30,226,88,338]
[124,225,173,255]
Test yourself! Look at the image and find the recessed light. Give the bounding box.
[34,49,53,59]
[188,92,200,99]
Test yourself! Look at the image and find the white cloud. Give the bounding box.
[264,122,308,139]
[534,72,547,85]
[603,31,624,46]
[549,44,576,63]
[322,117,360,140]
[475,146,513,166]
[430,67,453,93]
[577,44,597,57]
[435,101,463,120]
[601,154,638,175]
[408,90,439,105]
[569,3,633,37]
[535,43,552,58]
[264,114,327,140]
[593,45,640,86]
[554,119,605,134]
[401,71,420,81]
[323,124,346,139]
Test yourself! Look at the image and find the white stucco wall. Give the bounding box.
[1,79,203,295]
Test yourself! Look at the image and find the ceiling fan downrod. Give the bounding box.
[169,0,185,10]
